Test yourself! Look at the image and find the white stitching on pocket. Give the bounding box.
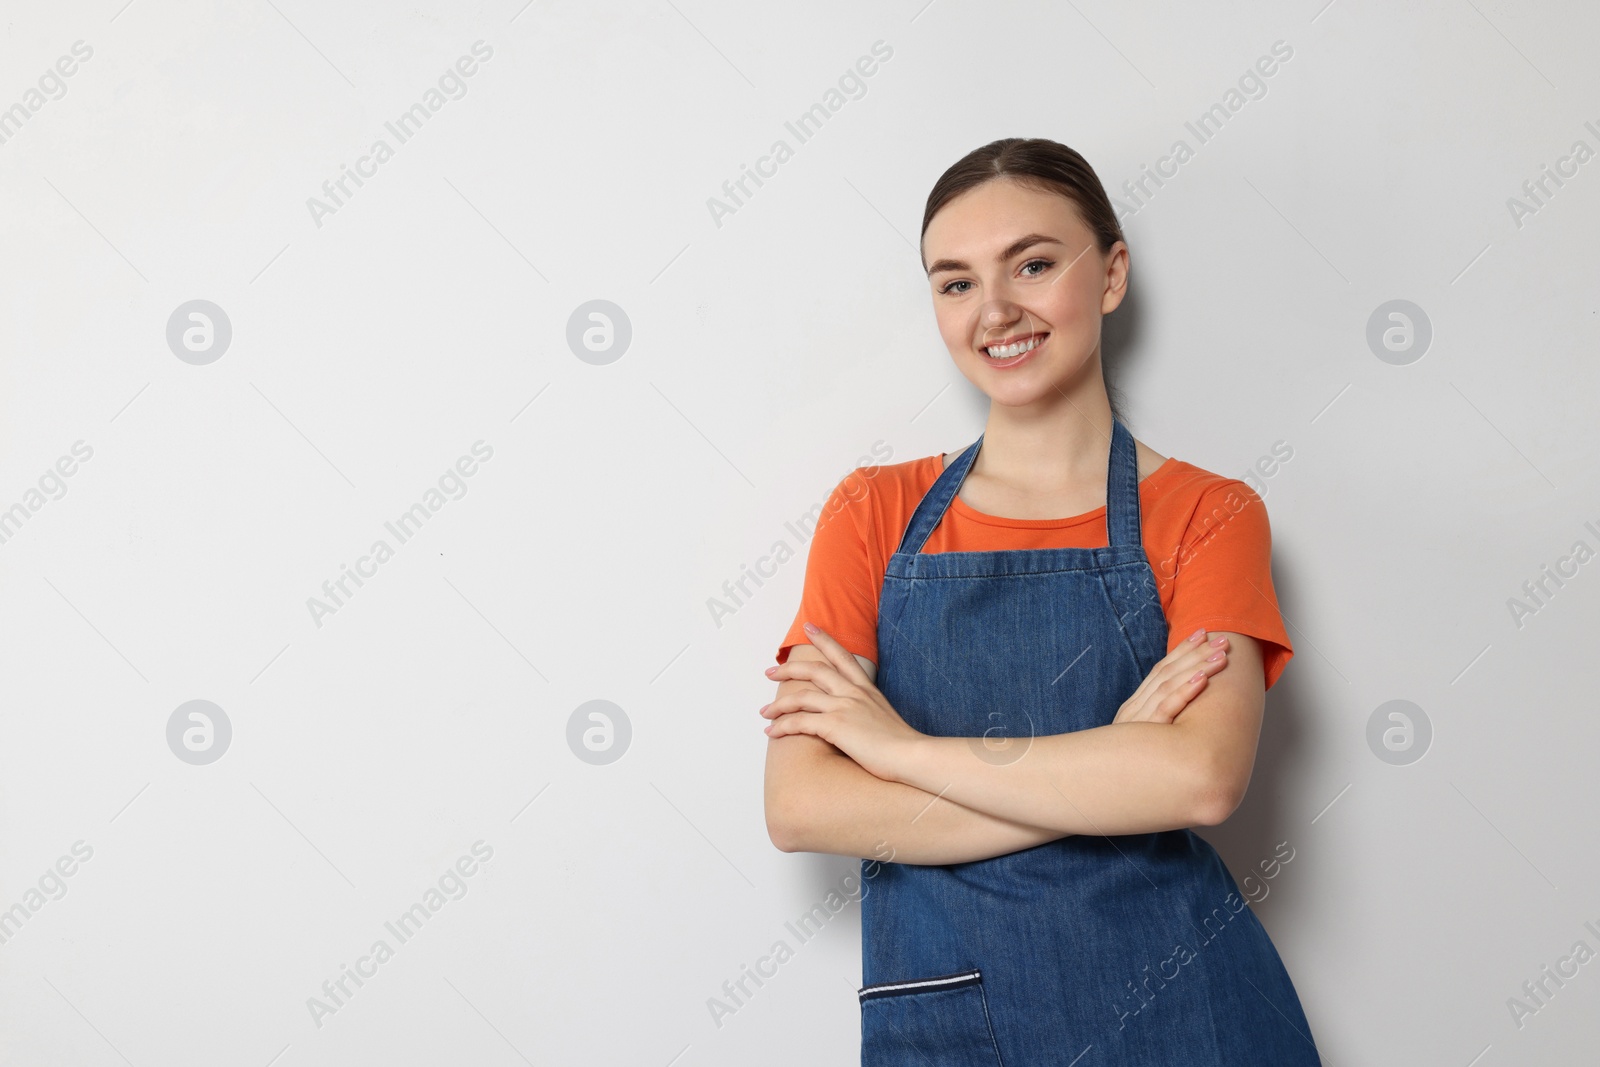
[858,968,982,1001]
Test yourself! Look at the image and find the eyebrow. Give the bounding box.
[924,233,1065,276]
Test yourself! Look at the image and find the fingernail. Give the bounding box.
[759,703,770,713]
[764,666,777,676]
[803,621,819,634]
[1190,670,1206,682]
[1207,651,1224,662]
[1209,636,1227,646]
[1188,628,1205,643]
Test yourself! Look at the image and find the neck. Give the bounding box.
[976,367,1116,491]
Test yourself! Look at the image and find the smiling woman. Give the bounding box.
[762,138,1321,1065]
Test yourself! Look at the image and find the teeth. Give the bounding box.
[983,334,1044,359]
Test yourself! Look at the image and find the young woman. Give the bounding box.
[760,138,1320,1065]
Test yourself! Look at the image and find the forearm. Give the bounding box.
[887,720,1229,836]
[765,737,1071,865]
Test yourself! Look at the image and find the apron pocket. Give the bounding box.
[858,968,1004,1066]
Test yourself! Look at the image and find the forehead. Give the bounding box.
[922,178,1088,256]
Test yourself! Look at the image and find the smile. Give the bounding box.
[981,333,1047,362]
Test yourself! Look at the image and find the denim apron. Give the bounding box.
[858,419,1320,1065]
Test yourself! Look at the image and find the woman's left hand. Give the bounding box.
[762,623,924,783]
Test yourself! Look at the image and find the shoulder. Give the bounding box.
[833,453,942,507]
[1133,438,1167,482]
[1140,456,1275,545]
[1139,452,1261,509]
[1139,456,1281,586]
[815,454,942,538]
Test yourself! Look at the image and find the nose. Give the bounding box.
[977,300,1022,342]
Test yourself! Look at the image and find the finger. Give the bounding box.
[755,684,825,716]
[1171,635,1229,673]
[800,623,873,686]
[1157,663,1223,709]
[1160,631,1228,673]
[765,710,823,739]
[1160,642,1229,687]
[1127,671,1207,725]
[761,690,838,719]
[1126,630,1211,707]
[767,658,849,696]
[1127,656,1226,723]
[1164,627,1211,665]
[1159,654,1227,698]
[1157,672,1210,721]
[1117,633,1229,725]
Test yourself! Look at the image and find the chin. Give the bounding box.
[954,367,1040,402]
[986,385,1062,408]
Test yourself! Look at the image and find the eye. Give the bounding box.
[1020,258,1054,277]
[938,279,973,295]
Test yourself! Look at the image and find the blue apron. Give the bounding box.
[858,419,1321,1065]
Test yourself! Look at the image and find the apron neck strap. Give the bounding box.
[1104,418,1143,548]
[895,419,1143,555]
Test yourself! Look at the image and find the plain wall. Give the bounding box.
[1,1,1596,1063]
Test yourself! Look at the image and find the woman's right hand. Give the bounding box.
[1112,629,1230,725]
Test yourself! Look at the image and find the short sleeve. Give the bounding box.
[775,468,883,666]
[1164,480,1294,690]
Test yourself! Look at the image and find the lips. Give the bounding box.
[980,332,1048,364]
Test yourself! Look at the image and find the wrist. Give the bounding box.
[886,733,935,788]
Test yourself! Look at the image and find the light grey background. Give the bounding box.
[1,1,1596,1064]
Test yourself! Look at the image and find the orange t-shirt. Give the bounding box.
[777,452,1294,690]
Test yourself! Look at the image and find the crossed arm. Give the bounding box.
[761,627,1267,865]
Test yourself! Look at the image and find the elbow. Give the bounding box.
[767,815,800,853]
[1190,786,1240,828]
[1189,765,1248,828]
[765,736,848,853]
[764,796,807,853]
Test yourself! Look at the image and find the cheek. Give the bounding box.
[934,305,969,350]
[1043,280,1099,326]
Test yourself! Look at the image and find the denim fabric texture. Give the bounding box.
[859,419,1321,1066]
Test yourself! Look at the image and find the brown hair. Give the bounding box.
[920,137,1128,421]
